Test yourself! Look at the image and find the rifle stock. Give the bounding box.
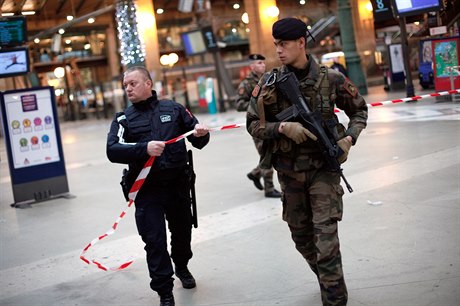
[275,72,353,193]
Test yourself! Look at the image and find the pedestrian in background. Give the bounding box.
[236,54,281,198]
[331,57,348,77]
[107,66,210,306]
[247,18,368,305]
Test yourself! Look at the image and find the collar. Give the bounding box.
[281,55,320,82]
[133,91,159,111]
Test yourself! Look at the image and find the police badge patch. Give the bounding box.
[343,79,358,98]
[160,115,172,123]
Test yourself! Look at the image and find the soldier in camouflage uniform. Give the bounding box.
[246,18,368,306]
[236,54,281,198]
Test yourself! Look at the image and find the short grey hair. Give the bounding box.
[124,66,152,81]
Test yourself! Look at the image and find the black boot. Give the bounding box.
[159,293,175,306]
[247,173,263,190]
[175,267,196,289]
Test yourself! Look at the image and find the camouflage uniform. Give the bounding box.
[236,71,276,194]
[247,57,368,306]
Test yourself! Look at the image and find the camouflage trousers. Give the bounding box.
[250,137,275,192]
[277,168,347,306]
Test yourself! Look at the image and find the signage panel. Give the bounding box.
[0,86,69,204]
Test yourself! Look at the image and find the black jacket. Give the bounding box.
[107,91,209,182]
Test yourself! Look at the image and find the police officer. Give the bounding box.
[107,66,210,306]
[246,18,368,306]
[236,54,281,198]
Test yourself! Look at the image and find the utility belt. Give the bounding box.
[120,166,188,201]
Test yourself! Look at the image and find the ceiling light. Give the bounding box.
[241,12,249,24]
[67,15,74,21]
[2,12,15,16]
[88,17,95,24]
[58,28,65,34]
[233,3,240,9]
[65,39,72,44]
[54,67,65,79]
[266,6,279,18]
[84,44,91,50]
[300,0,306,4]
[21,11,36,15]
[157,8,164,14]
[34,38,40,43]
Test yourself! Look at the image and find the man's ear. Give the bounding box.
[299,37,306,50]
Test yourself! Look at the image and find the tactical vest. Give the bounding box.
[260,65,346,171]
[120,99,188,172]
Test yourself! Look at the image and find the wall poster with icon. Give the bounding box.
[0,86,69,205]
[432,36,460,91]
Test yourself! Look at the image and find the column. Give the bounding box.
[244,0,279,69]
[136,0,161,82]
[337,0,368,94]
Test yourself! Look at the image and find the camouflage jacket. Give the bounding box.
[236,71,260,112]
[246,57,368,171]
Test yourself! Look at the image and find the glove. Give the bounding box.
[337,136,352,163]
[280,122,317,144]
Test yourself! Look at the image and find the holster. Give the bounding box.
[120,168,131,201]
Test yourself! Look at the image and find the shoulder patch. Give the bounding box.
[342,78,358,98]
[251,84,261,98]
[160,114,172,123]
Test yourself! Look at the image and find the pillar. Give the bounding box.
[106,19,121,79]
[337,0,368,94]
[244,0,279,69]
[136,0,161,83]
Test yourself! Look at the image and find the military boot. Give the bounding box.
[159,293,175,306]
[175,266,196,289]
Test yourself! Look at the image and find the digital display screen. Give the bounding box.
[0,47,30,78]
[392,0,441,17]
[2,88,61,169]
[181,30,207,56]
[0,16,27,46]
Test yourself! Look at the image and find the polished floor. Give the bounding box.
[1,86,459,306]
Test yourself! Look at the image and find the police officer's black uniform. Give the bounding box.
[107,91,209,297]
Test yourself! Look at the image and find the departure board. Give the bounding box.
[0,16,27,46]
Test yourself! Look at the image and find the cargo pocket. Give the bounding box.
[330,183,344,221]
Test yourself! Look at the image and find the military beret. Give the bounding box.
[248,54,265,60]
[272,17,307,40]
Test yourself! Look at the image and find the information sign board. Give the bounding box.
[0,86,69,204]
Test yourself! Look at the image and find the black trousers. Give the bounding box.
[134,174,193,296]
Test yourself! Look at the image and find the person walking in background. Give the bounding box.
[247,18,368,305]
[107,66,210,306]
[236,54,281,198]
[331,57,348,77]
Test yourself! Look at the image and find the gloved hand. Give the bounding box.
[337,136,353,163]
[280,122,317,144]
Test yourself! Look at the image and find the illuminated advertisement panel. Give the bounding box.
[432,37,460,91]
[1,86,68,204]
[3,89,60,169]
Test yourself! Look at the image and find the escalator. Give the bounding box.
[307,16,339,48]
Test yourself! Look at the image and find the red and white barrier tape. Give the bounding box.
[80,123,244,271]
[334,88,460,113]
[81,88,459,271]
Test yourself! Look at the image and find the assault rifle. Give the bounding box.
[274,72,353,193]
[187,150,198,228]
